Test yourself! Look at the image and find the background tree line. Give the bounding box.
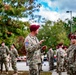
[0,0,76,55]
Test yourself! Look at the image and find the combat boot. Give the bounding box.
[13,71,18,75]
[6,72,8,74]
[13,73,18,75]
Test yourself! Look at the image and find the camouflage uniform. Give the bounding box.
[62,49,67,71]
[47,49,54,70]
[0,45,9,73]
[10,48,19,73]
[25,34,42,75]
[66,44,76,75]
[57,48,66,75]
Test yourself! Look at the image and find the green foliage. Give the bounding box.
[38,20,70,49]
[0,0,40,55]
[64,17,76,33]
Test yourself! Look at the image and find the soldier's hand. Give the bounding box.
[39,40,44,44]
[64,54,67,56]
[41,45,47,50]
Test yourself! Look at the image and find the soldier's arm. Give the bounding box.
[14,49,19,58]
[66,45,72,53]
[66,45,72,57]
[25,39,41,52]
[6,46,10,55]
[47,52,49,60]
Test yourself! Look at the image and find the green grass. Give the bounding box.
[41,71,52,75]
[0,71,52,75]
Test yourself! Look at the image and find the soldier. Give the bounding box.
[24,24,46,75]
[62,46,68,72]
[66,33,76,75]
[0,42,9,74]
[47,47,54,70]
[56,43,67,75]
[9,44,19,75]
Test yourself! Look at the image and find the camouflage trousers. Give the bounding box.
[67,64,76,75]
[57,59,65,72]
[29,63,41,75]
[67,70,76,75]
[11,59,17,73]
[0,58,8,72]
[49,60,54,70]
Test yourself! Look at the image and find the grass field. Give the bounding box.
[0,71,52,75]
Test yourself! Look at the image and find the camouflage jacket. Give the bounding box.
[47,49,54,61]
[24,34,41,64]
[10,48,19,61]
[66,44,76,72]
[57,48,65,63]
[0,46,9,59]
[67,44,76,64]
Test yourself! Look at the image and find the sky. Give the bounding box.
[36,0,76,22]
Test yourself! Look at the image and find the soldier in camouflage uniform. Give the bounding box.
[0,42,9,74]
[66,33,76,75]
[62,46,68,72]
[10,44,19,75]
[56,43,67,75]
[24,24,46,75]
[47,47,54,70]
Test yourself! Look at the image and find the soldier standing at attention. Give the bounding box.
[62,46,68,71]
[66,33,76,75]
[10,44,19,75]
[56,43,67,75]
[0,42,9,74]
[24,24,46,75]
[47,47,54,70]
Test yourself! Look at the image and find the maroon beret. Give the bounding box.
[68,33,76,40]
[30,24,40,32]
[62,46,68,49]
[71,35,76,39]
[58,43,63,46]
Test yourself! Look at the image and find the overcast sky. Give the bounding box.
[36,0,76,21]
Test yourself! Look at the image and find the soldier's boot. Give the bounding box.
[1,71,3,74]
[13,71,18,75]
[13,73,18,75]
[58,71,62,75]
[1,69,3,74]
[6,72,8,74]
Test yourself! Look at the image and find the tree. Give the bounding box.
[0,0,41,55]
[72,17,76,32]
[51,20,70,46]
[64,17,76,34]
[38,20,70,49]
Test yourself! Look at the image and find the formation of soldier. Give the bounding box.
[0,42,19,75]
[56,43,67,75]
[55,32,76,75]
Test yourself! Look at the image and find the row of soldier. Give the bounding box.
[0,42,19,75]
[47,43,67,71]
[47,33,76,75]
[25,23,76,75]
[56,32,76,75]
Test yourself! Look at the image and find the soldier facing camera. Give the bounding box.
[67,32,76,75]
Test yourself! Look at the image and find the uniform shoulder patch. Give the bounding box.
[25,39,29,46]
